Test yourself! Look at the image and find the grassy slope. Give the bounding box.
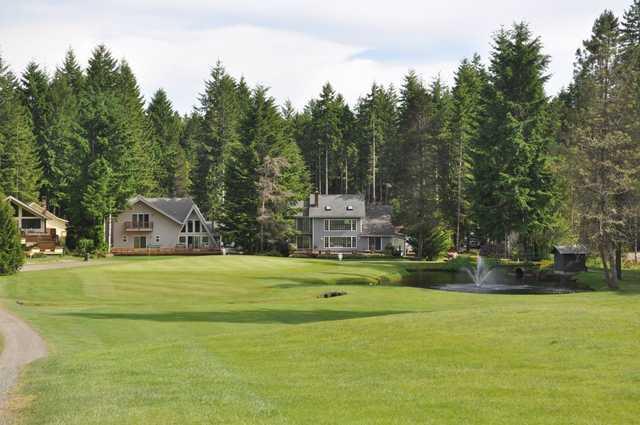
[0,256,639,425]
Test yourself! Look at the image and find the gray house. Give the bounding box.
[111,196,220,255]
[294,193,405,255]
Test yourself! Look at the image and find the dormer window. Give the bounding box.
[346,205,354,211]
[325,206,332,211]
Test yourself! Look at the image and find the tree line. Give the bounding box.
[1,2,640,287]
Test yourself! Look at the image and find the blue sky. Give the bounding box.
[0,0,631,113]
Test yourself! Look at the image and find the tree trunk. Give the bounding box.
[456,133,464,252]
[325,147,329,195]
[599,245,612,288]
[616,243,623,280]
[609,248,619,289]
[635,214,638,263]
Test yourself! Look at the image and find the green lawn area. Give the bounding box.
[1,256,639,424]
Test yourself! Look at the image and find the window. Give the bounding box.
[324,236,356,249]
[155,235,160,243]
[296,235,312,249]
[178,236,186,245]
[202,236,209,245]
[296,217,312,233]
[324,205,332,211]
[187,220,193,233]
[324,219,358,231]
[346,205,354,211]
[134,236,147,249]
[122,235,127,243]
[194,220,201,232]
[21,218,42,230]
[132,213,149,228]
[181,224,186,233]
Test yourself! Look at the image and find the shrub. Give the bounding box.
[77,239,95,259]
[0,195,24,275]
[384,244,402,257]
[409,226,452,260]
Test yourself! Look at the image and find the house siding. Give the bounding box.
[112,202,181,250]
[312,218,363,251]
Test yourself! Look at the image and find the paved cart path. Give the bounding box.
[0,308,47,424]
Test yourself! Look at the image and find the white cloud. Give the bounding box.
[0,0,631,113]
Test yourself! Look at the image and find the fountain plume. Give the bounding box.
[465,256,496,287]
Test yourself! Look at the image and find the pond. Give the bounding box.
[399,268,589,295]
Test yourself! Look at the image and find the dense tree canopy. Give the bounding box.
[0,2,639,267]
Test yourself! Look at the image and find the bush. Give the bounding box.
[77,239,95,259]
[384,244,402,257]
[0,196,24,275]
[410,226,452,260]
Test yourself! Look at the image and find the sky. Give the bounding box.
[0,0,632,114]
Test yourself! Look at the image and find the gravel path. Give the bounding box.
[0,308,47,424]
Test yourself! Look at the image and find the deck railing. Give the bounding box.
[123,221,154,231]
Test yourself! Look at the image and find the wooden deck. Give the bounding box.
[111,247,222,256]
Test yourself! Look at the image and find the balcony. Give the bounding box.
[124,221,154,232]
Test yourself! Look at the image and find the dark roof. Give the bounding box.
[308,194,365,218]
[553,245,588,255]
[132,196,195,223]
[362,204,400,236]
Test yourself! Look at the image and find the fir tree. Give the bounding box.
[192,61,240,222]
[395,71,440,258]
[0,193,24,275]
[20,62,51,202]
[0,55,41,201]
[621,0,640,57]
[473,23,557,258]
[146,88,185,196]
[450,55,486,250]
[569,11,640,288]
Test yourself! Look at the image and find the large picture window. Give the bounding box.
[324,219,358,231]
[21,218,42,230]
[324,236,357,249]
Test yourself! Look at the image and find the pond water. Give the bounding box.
[399,268,587,295]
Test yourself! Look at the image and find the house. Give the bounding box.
[294,193,405,255]
[5,195,67,255]
[110,196,221,255]
[552,245,588,273]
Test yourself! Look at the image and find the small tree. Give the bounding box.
[0,195,24,274]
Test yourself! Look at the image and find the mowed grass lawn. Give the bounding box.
[1,256,639,425]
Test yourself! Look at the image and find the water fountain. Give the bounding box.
[399,255,585,295]
[464,256,496,287]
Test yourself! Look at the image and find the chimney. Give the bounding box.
[314,191,319,207]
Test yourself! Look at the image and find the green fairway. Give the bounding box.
[1,256,639,425]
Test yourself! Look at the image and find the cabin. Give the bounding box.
[552,245,588,273]
[5,195,67,255]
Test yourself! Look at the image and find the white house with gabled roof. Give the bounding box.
[110,196,220,255]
